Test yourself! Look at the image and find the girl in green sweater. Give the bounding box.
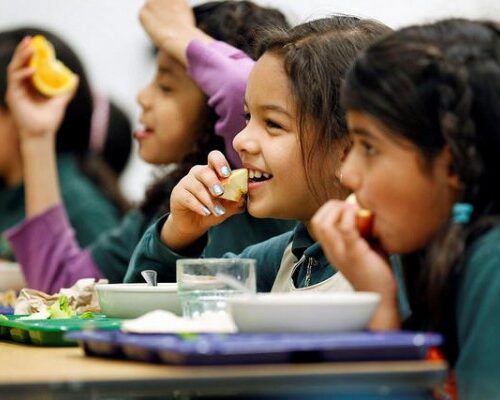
[312,18,500,399]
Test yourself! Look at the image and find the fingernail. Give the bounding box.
[214,205,226,216]
[202,207,211,216]
[212,184,224,196]
[220,166,231,177]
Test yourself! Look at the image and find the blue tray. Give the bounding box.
[66,331,443,366]
[0,307,13,315]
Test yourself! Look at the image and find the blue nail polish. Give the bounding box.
[214,205,226,216]
[220,166,231,177]
[213,184,224,196]
[202,207,211,216]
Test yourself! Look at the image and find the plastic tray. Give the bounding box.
[0,315,123,346]
[67,330,443,365]
[0,306,14,315]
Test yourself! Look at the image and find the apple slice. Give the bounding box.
[346,194,374,238]
[220,168,248,202]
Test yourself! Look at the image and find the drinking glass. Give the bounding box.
[176,258,256,318]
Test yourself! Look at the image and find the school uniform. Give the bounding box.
[0,154,120,261]
[124,217,351,293]
[453,225,500,398]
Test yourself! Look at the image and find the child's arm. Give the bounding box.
[5,37,76,218]
[139,0,212,66]
[140,0,254,167]
[160,150,245,251]
[311,199,400,330]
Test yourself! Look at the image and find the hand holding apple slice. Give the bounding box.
[220,168,248,202]
[346,193,374,238]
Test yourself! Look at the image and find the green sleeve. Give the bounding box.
[58,156,120,247]
[455,229,500,399]
[89,210,152,283]
[124,215,294,292]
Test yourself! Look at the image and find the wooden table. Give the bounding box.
[0,341,447,399]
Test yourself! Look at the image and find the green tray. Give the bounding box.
[0,315,123,346]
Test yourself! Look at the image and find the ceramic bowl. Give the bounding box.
[227,292,380,333]
[96,283,181,318]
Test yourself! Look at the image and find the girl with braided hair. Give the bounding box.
[312,19,500,399]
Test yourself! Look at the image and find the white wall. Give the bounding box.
[1,0,499,201]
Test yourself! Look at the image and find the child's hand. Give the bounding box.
[311,199,400,330]
[140,0,211,65]
[161,150,245,251]
[5,37,78,141]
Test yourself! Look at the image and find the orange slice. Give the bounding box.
[29,35,77,97]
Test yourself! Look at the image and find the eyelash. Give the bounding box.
[158,84,172,93]
[360,140,377,156]
[242,112,284,132]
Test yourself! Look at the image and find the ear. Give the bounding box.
[441,145,461,190]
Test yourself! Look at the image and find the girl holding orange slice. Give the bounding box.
[0,27,127,262]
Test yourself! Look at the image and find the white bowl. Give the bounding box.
[0,261,26,291]
[96,283,181,318]
[227,292,380,333]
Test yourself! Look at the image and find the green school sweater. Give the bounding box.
[0,154,120,260]
[454,225,500,399]
[95,211,297,284]
[124,218,333,290]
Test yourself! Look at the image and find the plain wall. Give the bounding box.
[1,0,499,201]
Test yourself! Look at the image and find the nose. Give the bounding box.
[232,122,259,157]
[136,83,152,110]
[340,151,362,192]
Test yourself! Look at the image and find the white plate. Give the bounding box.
[227,292,380,333]
[0,261,26,291]
[96,283,181,318]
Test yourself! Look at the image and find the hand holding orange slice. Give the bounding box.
[29,35,78,97]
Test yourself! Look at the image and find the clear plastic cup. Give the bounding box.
[176,258,256,319]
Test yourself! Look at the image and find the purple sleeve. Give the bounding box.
[187,40,255,168]
[5,204,102,294]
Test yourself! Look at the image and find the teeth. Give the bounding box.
[247,169,271,179]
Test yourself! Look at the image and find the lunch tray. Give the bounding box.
[66,330,443,365]
[0,315,123,346]
[0,306,13,315]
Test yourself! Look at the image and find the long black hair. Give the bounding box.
[139,1,290,217]
[341,19,500,363]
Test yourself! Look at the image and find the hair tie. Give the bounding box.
[452,202,473,224]
[90,91,110,154]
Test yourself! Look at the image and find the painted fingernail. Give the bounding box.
[212,184,224,196]
[214,205,226,216]
[220,166,231,177]
[202,207,211,216]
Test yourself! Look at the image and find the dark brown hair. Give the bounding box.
[342,19,500,363]
[139,1,290,217]
[257,16,391,204]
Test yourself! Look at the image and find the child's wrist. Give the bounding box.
[20,134,56,157]
[161,214,206,251]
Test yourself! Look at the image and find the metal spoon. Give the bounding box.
[141,270,158,287]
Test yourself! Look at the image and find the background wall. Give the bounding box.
[1,0,499,201]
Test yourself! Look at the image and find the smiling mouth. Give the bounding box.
[248,169,272,183]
